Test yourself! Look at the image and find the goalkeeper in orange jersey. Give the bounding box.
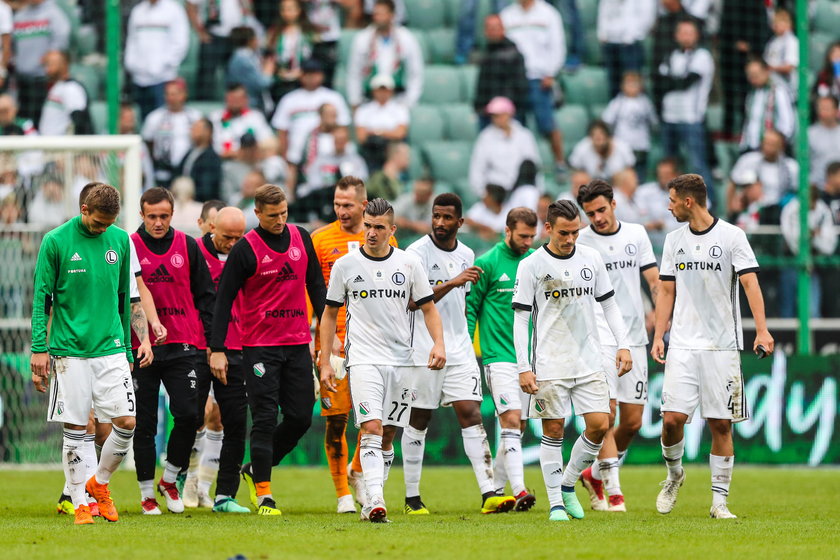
[311,176,397,513]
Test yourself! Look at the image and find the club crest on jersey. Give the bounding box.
[253,362,266,377]
[499,394,511,406]
[57,401,64,415]
[289,246,302,261]
[359,401,370,415]
[321,397,333,410]
[709,245,723,259]
[373,269,384,282]
[534,399,546,413]
[105,249,118,264]
[170,253,185,268]
[625,244,637,256]
[347,241,360,252]
[392,271,406,285]
[580,267,593,281]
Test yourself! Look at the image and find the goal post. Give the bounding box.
[0,134,143,465]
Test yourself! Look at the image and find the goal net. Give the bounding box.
[0,135,143,465]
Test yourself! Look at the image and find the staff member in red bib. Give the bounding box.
[131,187,215,515]
[210,184,327,516]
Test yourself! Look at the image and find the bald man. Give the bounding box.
[195,207,251,513]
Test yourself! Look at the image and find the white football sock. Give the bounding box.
[561,434,602,489]
[188,429,205,481]
[95,425,133,484]
[401,426,426,497]
[710,454,734,507]
[461,424,495,495]
[493,440,508,493]
[662,439,685,480]
[382,448,395,483]
[591,456,603,481]
[359,433,384,503]
[600,458,621,496]
[198,429,223,495]
[162,460,180,484]
[62,428,87,508]
[82,433,97,483]
[139,480,155,501]
[500,429,525,495]
[539,435,564,509]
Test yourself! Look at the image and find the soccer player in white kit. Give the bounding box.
[576,180,660,512]
[320,198,446,523]
[513,200,632,522]
[401,193,516,516]
[652,174,774,519]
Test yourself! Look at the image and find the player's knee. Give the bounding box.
[621,415,642,435]
[286,414,312,437]
[114,416,136,431]
[707,419,732,437]
[661,413,685,434]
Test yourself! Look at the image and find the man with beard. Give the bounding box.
[401,193,515,516]
[465,207,539,511]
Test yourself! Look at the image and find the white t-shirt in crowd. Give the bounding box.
[271,86,350,160]
[209,108,274,156]
[764,31,799,95]
[601,93,657,152]
[730,150,798,206]
[568,137,636,180]
[659,47,714,124]
[354,99,409,134]
[38,80,88,135]
[141,106,203,167]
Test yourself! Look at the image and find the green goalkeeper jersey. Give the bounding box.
[466,241,534,365]
[31,215,132,361]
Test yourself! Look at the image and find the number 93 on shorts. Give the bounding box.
[348,364,414,428]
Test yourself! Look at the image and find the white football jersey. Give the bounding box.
[325,247,433,367]
[578,222,657,347]
[406,235,475,366]
[512,244,616,381]
[660,218,759,350]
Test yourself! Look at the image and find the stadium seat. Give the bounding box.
[814,0,840,35]
[452,178,479,209]
[338,29,359,67]
[580,0,599,28]
[554,104,590,149]
[561,67,610,107]
[332,65,348,98]
[413,30,432,64]
[425,28,456,64]
[421,66,463,104]
[404,0,447,30]
[422,140,473,183]
[188,101,224,117]
[409,105,446,143]
[71,64,101,102]
[706,104,723,134]
[459,65,479,103]
[537,140,555,180]
[76,24,97,57]
[440,103,478,141]
[584,34,603,66]
[90,101,108,134]
[810,32,834,73]
[407,144,428,180]
[474,0,494,50]
[589,103,607,120]
[180,31,200,98]
[442,0,461,27]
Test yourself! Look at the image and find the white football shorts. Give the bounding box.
[484,362,530,418]
[411,361,482,409]
[349,364,414,428]
[528,371,610,420]
[47,354,135,426]
[661,348,747,423]
[600,345,650,405]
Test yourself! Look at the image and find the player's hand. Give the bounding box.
[754,330,774,355]
[451,266,483,287]
[651,337,666,364]
[136,340,154,368]
[320,362,337,393]
[151,321,167,345]
[31,352,49,393]
[210,351,228,385]
[616,348,632,377]
[519,370,538,394]
[428,343,446,370]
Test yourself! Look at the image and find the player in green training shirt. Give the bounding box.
[465,207,538,507]
[30,184,136,526]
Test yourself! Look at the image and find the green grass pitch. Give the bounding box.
[0,466,837,559]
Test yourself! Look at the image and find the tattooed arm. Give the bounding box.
[131,301,154,368]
